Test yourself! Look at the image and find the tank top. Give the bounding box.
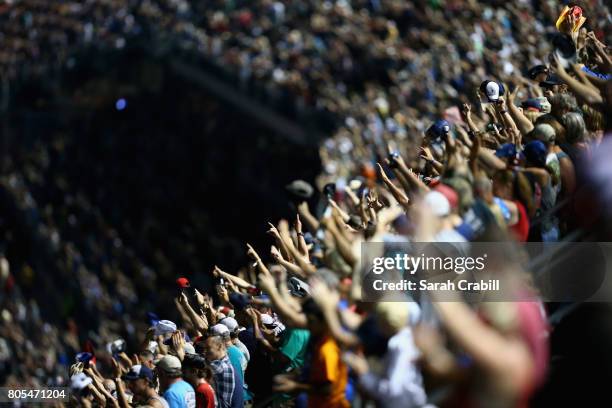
[148,395,170,408]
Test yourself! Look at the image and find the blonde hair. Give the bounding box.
[524,110,543,124]
[375,302,410,331]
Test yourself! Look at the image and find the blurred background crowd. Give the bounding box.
[0,0,611,407]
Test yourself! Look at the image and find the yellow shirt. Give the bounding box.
[308,335,350,408]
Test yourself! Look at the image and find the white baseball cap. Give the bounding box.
[70,373,92,391]
[210,324,230,336]
[424,191,451,217]
[154,320,177,336]
[220,317,240,333]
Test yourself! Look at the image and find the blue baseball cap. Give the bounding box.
[524,140,547,167]
[122,365,154,381]
[75,352,93,364]
[495,143,518,158]
[427,119,451,138]
[521,98,542,112]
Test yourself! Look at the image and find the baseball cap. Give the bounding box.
[123,364,154,381]
[154,320,177,336]
[219,317,241,333]
[480,80,505,102]
[75,352,93,364]
[260,313,276,327]
[70,373,92,391]
[527,65,548,80]
[434,184,459,210]
[540,74,564,88]
[443,177,475,212]
[156,355,182,374]
[521,98,542,112]
[176,277,190,288]
[524,140,548,167]
[210,324,230,337]
[286,180,314,199]
[531,124,556,143]
[229,292,250,311]
[423,191,451,217]
[426,119,451,139]
[183,343,196,355]
[495,143,518,158]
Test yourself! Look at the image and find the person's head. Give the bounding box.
[182,353,213,385]
[138,350,155,370]
[219,317,241,340]
[530,124,556,147]
[548,93,577,120]
[302,298,327,337]
[434,184,459,214]
[527,65,549,83]
[561,112,586,144]
[494,143,520,166]
[123,365,155,397]
[201,335,226,362]
[210,324,232,345]
[524,140,548,168]
[422,190,451,231]
[155,356,182,390]
[375,302,410,337]
[536,114,566,144]
[523,109,543,124]
[539,74,564,98]
[425,119,450,144]
[582,104,604,137]
[493,170,535,217]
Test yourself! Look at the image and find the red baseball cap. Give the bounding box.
[434,184,459,210]
[176,277,190,288]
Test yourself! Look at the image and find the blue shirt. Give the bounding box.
[227,345,250,401]
[163,379,196,408]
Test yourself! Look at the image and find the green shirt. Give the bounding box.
[279,328,310,370]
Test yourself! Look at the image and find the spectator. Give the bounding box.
[156,356,196,408]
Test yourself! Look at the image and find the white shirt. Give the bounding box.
[359,327,427,408]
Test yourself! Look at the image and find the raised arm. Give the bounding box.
[258,273,308,328]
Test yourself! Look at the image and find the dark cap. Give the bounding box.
[427,119,451,139]
[540,74,564,88]
[286,180,314,199]
[122,365,154,381]
[527,65,549,80]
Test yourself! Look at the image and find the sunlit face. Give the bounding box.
[202,337,225,361]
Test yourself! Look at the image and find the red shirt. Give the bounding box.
[196,382,215,408]
[510,200,529,242]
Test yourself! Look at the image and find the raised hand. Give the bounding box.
[270,245,283,262]
[258,273,276,292]
[246,243,261,262]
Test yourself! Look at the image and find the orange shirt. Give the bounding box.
[308,335,350,408]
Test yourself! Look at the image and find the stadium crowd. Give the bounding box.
[1,0,612,407]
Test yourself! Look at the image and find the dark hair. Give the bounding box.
[138,350,154,361]
[183,354,215,384]
[494,170,536,218]
[301,298,324,321]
